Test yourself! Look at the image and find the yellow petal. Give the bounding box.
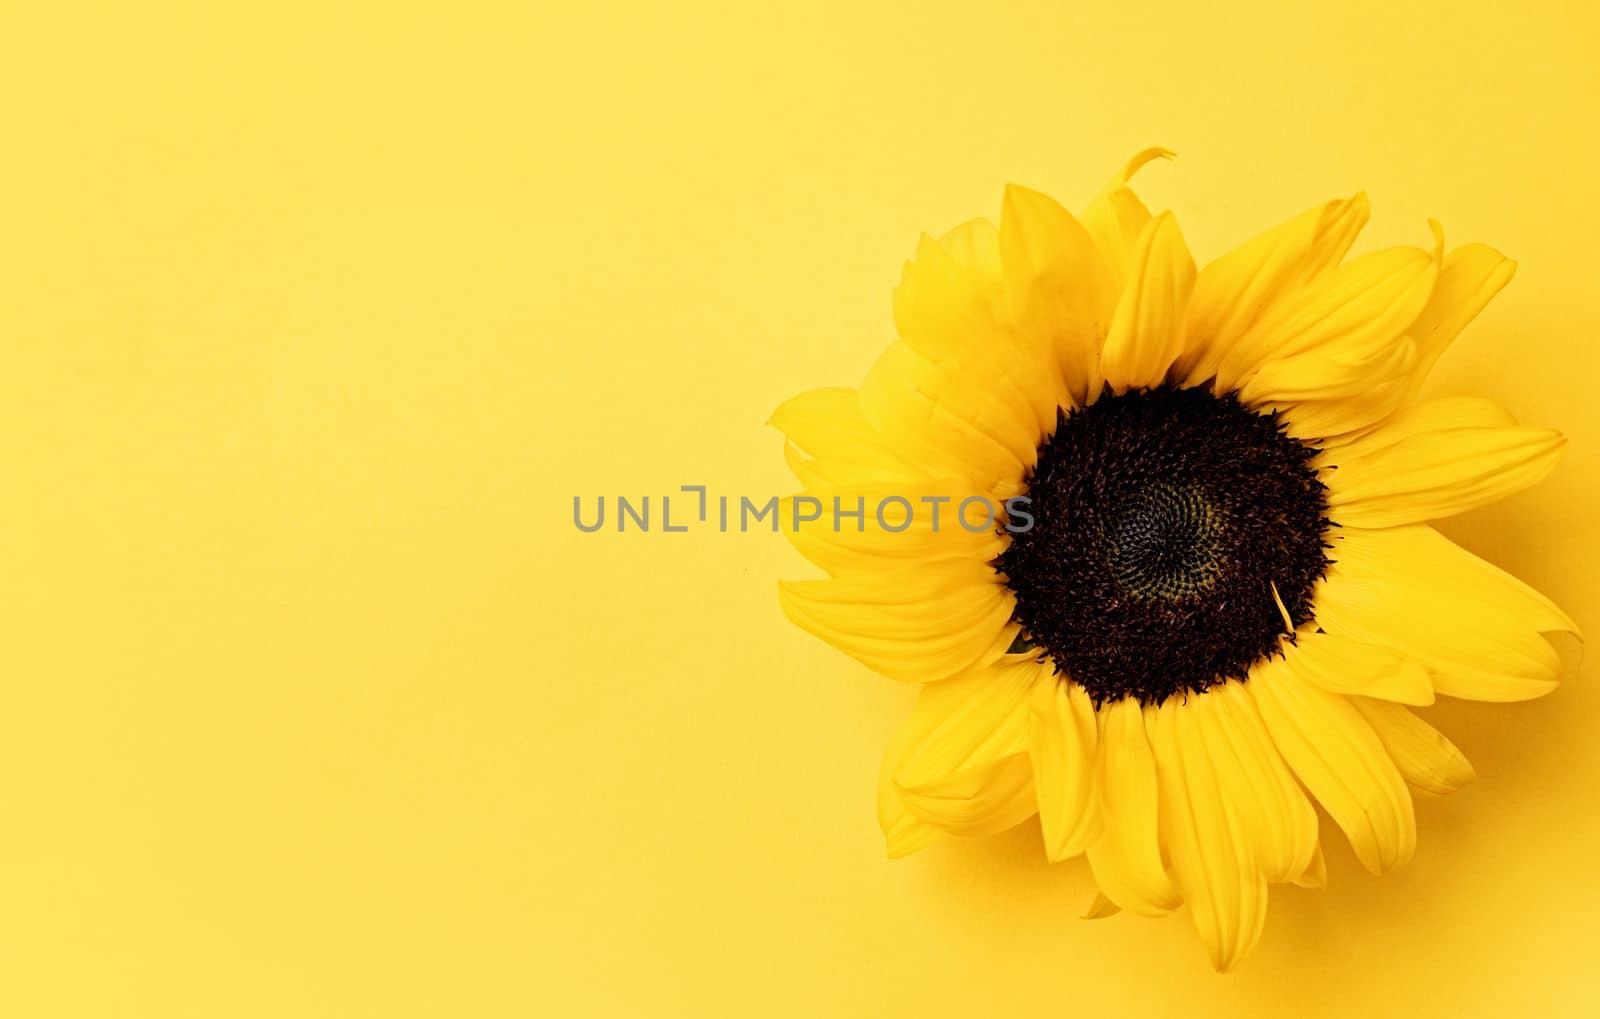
[1082,892,1121,919]
[1147,700,1269,973]
[884,657,1043,838]
[1291,841,1327,890]
[1026,677,1101,861]
[777,558,1017,683]
[1320,395,1516,457]
[1248,661,1416,875]
[859,341,1033,495]
[894,222,1065,437]
[899,751,1037,836]
[1217,241,1438,395]
[1085,698,1181,916]
[1235,223,1447,441]
[770,387,921,489]
[893,657,1038,788]
[999,183,1117,407]
[1250,348,1413,407]
[878,712,946,858]
[1315,525,1575,702]
[1402,242,1517,400]
[1276,630,1435,706]
[1099,212,1197,393]
[892,224,1001,365]
[937,217,1004,281]
[1081,148,1172,290]
[1197,682,1320,882]
[1327,407,1565,528]
[1242,337,1418,442]
[1176,193,1369,387]
[1349,698,1476,796]
[781,479,1009,576]
[1112,147,1177,183]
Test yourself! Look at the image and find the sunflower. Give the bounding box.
[771,149,1578,971]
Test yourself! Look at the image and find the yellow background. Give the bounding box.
[2,2,1596,1014]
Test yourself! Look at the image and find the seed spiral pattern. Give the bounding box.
[1104,481,1224,602]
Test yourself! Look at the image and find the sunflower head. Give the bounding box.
[772,150,1575,971]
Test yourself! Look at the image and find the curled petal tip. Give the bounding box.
[1110,147,1176,188]
[1427,218,1446,259]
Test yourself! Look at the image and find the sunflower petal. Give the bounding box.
[1291,841,1328,889]
[1316,525,1575,701]
[1349,698,1476,796]
[1099,212,1197,392]
[893,657,1038,788]
[1085,698,1182,916]
[885,658,1042,836]
[1217,242,1438,395]
[878,715,946,858]
[895,220,1066,437]
[771,387,920,489]
[859,341,1033,494]
[781,479,1008,575]
[892,224,1001,365]
[1402,243,1517,399]
[1198,682,1320,882]
[1241,337,1419,442]
[1237,223,1447,441]
[1249,661,1416,874]
[778,559,1017,683]
[936,218,1004,281]
[898,752,1037,835]
[877,658,1035,852]
[1274,630,1434,706]
[1080,148,1172,289]
[1176,193,1369,387]
[1027,677,1101,861]
[1327,408,1565,528]
[1148,700,1269,972]
[1321,396,1516,457]
[999,184,1117,407]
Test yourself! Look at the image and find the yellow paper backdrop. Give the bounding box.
[2,1,1596,1014]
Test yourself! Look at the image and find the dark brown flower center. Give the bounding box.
[997,385,1332,706]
